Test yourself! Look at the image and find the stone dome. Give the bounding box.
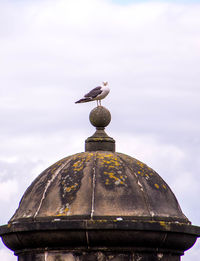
[10,139,188,223]
[10,151,188,224]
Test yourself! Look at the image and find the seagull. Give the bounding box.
[75,82,110,106]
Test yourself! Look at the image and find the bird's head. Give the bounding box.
[103,81,108,86]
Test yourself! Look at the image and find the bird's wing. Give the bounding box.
[84,86,102,98]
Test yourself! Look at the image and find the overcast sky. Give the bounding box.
[0,0,200,260]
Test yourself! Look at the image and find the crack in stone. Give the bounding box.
[34,160,70,218]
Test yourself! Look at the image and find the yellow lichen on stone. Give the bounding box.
[72,160,84,172]
[65,183,78,193]
[96,152,127,186]
[105,178,110,185]
[136,161,144,168]
[89,219,108,224]
[159,221,171,230]
[104,171,125,185]
[57,205,70,216]
[86,152,94,160]
[159,221,166,227]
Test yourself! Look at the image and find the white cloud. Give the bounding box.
[1,0,200,87]
[184,240,200,261]
[0,179,18,202]
[116,132,185,169]
[0,249,15,261]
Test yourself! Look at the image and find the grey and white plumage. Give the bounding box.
[75,82,110,106]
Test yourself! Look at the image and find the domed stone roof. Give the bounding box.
[10,106,189,224]
[10,151,188,223]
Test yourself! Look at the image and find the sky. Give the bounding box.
[0,0,200,260]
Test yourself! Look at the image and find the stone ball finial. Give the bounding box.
[86,106,115,152]
[89,106,111,128]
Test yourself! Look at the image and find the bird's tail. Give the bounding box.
[75,98,92,104]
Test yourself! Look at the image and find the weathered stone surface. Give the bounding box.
[2,150,199,260]
[9,152,188,223]
[89,106,111,128]
[17,250,181,261]
[85,106,115,152]
[1,219,199,252]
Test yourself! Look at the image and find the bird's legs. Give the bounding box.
[96,100,101,107]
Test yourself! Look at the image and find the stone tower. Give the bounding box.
[0,106,199,261]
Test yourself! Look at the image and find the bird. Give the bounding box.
[75,82,110,107]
